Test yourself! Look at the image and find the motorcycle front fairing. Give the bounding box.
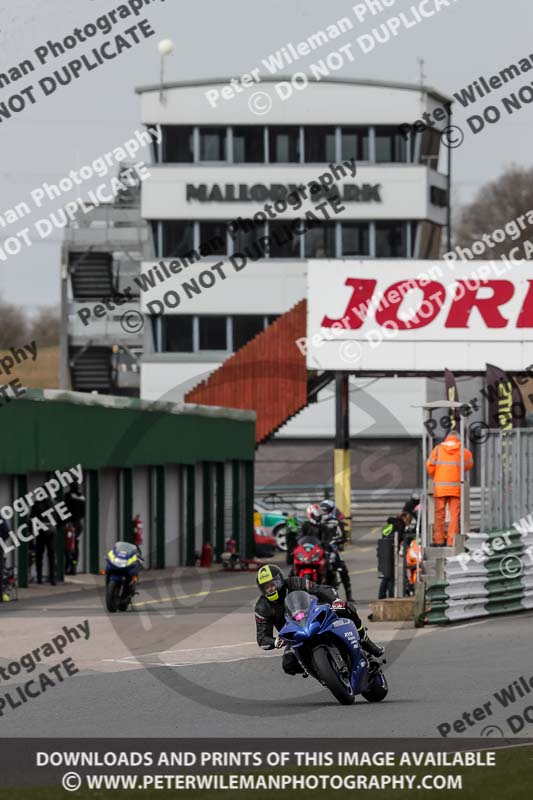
[279,592,369,693]
[105,541,140,584]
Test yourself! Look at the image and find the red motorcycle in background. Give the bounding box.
[292,535,326,583]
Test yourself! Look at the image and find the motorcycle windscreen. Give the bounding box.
[285,591,313,625]
[114,541,137,558]
[298,536,320,547]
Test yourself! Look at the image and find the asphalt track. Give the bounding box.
[1,531,533,739]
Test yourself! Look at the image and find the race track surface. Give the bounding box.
[2,532,532,739]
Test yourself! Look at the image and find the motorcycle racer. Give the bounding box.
[254,564,384,675]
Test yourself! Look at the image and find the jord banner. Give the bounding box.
[306,260,533,372]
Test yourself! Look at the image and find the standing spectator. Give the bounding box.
[0,518,11,601]
[377,516,402,599]
[426,431,474,547]
[31,499,56,585]
[64,481,86,575]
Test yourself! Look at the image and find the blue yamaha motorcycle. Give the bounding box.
[104,541,142,612]
[279,591,388,705]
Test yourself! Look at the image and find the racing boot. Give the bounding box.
[343,579,354,603]
[358,626,384,658]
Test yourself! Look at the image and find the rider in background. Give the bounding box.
[320,499,346,534]
[254,564,384,675]
[299,503,328,540]
[286,503,326,575]
[402,492,420,520]
[316,502,353,601]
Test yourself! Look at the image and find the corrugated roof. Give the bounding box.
[24,388,255,422]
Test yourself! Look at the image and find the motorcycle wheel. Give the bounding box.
[118,595,130,612]
[362,671,389,702]
[106,581,120,613]
[274,524,288,551]
[313,645,355,705]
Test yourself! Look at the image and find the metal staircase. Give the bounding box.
[70,347,113,393]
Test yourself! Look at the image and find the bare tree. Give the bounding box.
[30,307,60,347]
[0,298,28,348]
[453,165,533,259]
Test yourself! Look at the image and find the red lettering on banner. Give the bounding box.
[319,278,533,331]
[517,280,533,328]
[445,281,514,328]
[375,280,445,329]
[321,278,376,328]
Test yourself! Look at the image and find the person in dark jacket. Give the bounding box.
[64,481,86,575]
[402,493,420,519]
[254,564,383,675]
[0,518,12,601]
[31,499,56,585]
[376,512,414,598]
[377,517,402,599]
[298,504,353,600]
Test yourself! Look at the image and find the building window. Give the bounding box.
[162,316,194,352]
[342,223,370,256]
[161,126,194,162]
[233,126,264,163]
[231,222,266,256]
[375,126,409,163]
[162,221,194,258]
[430,186,447,208]
[199,316,227,350]
[304,223,336,258]
[375,222,407,257]
[268,126,300,162]
[341,127,369,162]
[304,126,336,162]
[268,221,301,258]
[199,221,227,256]
[420,129,441,168]
[233,315,264,350]
[199,127,227,161]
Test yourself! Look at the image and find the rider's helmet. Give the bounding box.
[306,503,323,525]
[320,499,335,516]
[256,564,286,603]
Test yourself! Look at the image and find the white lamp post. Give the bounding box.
[158,39,174,103]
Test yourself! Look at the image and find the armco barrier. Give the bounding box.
[424,528,533,624]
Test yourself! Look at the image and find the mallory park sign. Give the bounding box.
[186,183,382,203]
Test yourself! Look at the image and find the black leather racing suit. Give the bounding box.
[254,576,364,675]
[298,520,352,600]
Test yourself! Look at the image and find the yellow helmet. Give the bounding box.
[256,564,286,602]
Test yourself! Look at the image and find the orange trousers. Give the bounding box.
[433,496,461,546]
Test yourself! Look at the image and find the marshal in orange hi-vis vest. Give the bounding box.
[427,432,474,546]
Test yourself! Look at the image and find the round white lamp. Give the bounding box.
[159,39,175,103]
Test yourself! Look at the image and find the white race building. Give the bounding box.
[136,77,454,487]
